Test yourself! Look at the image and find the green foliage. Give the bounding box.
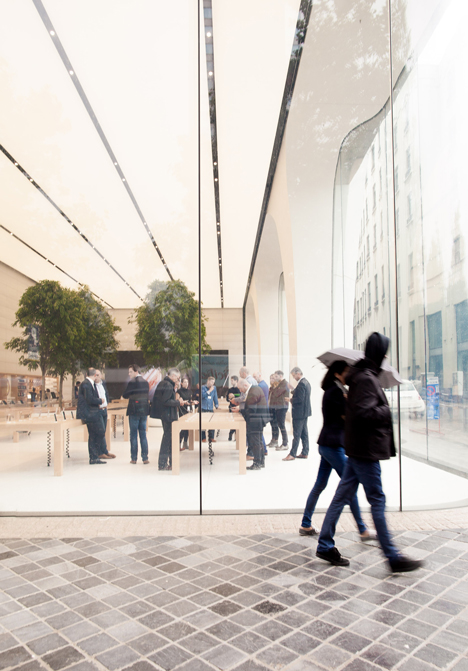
[4,280,120,402]
[75,288,121,371]
[134,279,210,368]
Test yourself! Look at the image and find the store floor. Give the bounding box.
[0,522,468,671]
[0,424,467,515]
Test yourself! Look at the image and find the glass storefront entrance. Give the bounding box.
[1,0,467,514]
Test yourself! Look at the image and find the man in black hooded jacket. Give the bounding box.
[316,332,423,573]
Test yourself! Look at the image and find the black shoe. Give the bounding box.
[316,547,350,566]
[299,526,318,536]
[247,463,262,471]
[389,555,424,573]
[90,460,107,465]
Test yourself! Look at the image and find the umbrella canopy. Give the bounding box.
[317,347,402,388]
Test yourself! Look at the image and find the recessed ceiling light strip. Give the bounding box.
[0,143,141,302]
[31,0,173,282]
[203,0,224,307]
[0,223,113,308]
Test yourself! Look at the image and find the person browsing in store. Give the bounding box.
[201,376,219,442]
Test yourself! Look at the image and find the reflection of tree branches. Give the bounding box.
[290,0,410,170]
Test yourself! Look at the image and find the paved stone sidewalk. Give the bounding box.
[0,529,467,671]
[1,506,468,539]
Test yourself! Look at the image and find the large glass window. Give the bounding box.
[2,0,468,514]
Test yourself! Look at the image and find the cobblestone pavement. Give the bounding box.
[0,529,468,671]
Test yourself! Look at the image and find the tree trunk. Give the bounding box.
[59,374,64,409]
[41,366,46,403]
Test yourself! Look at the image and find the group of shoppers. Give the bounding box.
[226,366,312,471]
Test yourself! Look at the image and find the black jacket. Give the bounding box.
[123,376,150,417]
[345,338,395,461]
[178,387,192,416]
[150,376,180,422]
[76,378,102,423]
[317,383,345,447]
[242,385,268,432]
[227,386,240,410]
[291,378,312,419]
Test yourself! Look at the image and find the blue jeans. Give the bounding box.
[317,457,399,562]
[129,415,148,461]
[301,446,366,534]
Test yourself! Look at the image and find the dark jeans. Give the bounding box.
[301,446,366,533]
[247,429,264,467]
[129,415,148,462]
[87,414,106,463]
[159,419,173,469]
[180,430,189,444]
[271,408,288,445]
[290,416,309,457]
[98,409,108,455]
[317,457,399,562]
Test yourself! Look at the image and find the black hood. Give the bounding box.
[365,332,389,369]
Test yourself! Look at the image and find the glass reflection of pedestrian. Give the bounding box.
[299,361,374,540]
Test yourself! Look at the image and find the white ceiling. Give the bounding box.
[0,0,299,309]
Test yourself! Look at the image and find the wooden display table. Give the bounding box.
[0,417,84,476]
[171,411,247,475]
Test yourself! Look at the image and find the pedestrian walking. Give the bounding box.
[316,333,424,572]
[298,360,374,540]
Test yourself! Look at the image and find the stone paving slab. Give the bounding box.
[0,530,467,670]
[1,507,468,540]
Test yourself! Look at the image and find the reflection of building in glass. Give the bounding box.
[351,56,468,398]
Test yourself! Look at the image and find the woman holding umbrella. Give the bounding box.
[299,360,375,540]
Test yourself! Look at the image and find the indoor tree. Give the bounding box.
[133,279,210,370]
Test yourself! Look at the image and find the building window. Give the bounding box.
[407,193,413,223]
[395,166,399,192]
[381,266,385,301]
[368,282,371,313]
[366,235,370,259]
[453,236,461,265]
[455,300,468,394]
[380,211,383,239]
[427,311,443,382]
[410,320,416,379]
[372,184,376,211]
[379,168,382,199]
[408,252,414,291]
[371,145,375,172]
[365,199,369,223]
[405,147,411,178]
[374,274,379,307]
[394,122,398,152]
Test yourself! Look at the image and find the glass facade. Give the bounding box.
[1,0,467,514]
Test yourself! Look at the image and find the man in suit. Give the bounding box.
[94,370,115,459]
[284,367,312,461]
[150,368,181,471]
[123,364,150,464]
[76,367,107,465]
[233,378,267,471]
